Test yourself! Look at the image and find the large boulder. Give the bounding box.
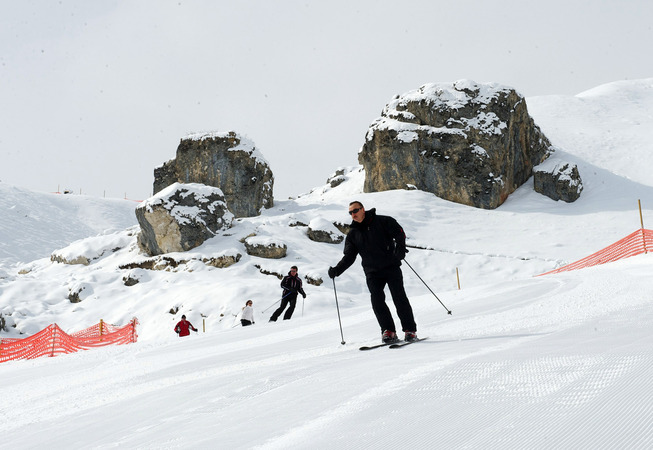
[154,131,274,218]
[136,183,234,256]
[359,80,555,209]
[533,158,583,202]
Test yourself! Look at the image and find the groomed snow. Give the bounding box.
[1,78,653,449]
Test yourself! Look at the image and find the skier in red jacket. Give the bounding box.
[174,315,198,337]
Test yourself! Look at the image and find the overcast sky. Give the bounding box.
[1,0,652,201]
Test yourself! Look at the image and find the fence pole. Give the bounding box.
[203,318,206,333]
[99,319,104,341]
[639,200,648,254]
[456,267,461,290]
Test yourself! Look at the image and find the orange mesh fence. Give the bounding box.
[539,229,652,276]
[0,318,138,363]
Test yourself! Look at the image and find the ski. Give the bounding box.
[359,341,397,351]
[389,337,428,348]
[360,337,428,350]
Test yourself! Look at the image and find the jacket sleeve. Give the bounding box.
[333,234,358,276]
[280,276,293,291]
[384,216,406,245]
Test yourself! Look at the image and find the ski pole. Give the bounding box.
[332,278,346,345]
[261,290,295,313]
[404,259,452,315]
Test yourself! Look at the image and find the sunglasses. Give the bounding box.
[348,207,362,215]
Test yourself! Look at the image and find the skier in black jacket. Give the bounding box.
[269,266,307,321]
[328,201,417,343]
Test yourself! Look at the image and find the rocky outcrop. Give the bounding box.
[304,274,323,286]
[327,169,347,188]
[153,131,274,218]
[51,229,136,266]
[244,236,287,259]
[307,218,344,244]
[136,183,234,256]
[534,159,583,202]
[52,254,91,266]
[359,80,555,209]
[202,254,242,268]
[119,252,240,272]
[68,282,92,303]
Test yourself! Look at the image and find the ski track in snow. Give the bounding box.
[2,262,653,449]
[3,79,653,448]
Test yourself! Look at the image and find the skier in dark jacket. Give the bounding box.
[328,201,417,343]
[174,315,198,337]
[269,266,307,321]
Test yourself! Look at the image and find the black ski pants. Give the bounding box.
[365,265,417,333]
[270,294,297,321]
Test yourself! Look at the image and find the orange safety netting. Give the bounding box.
[539,228,652,276]
[0,318,138,363]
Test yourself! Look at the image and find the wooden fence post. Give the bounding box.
[638,200,648,254]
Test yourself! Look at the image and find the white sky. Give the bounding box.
[1,0,652,200]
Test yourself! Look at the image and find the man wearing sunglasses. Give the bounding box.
[328,201,417,344]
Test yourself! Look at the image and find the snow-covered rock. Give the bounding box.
[51,228,137,265]
[153,131,274,218]
[360,79,554,209]
[307,217,344,244]
[136,183,233,256]
[244,235,287,259]
[534,158,583,202]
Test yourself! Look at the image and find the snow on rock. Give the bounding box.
[183,131,269,166]
[359,79,554,209]
[51,227,138,265]
[534,157,584,202]
[244,234,288,259]
[307,217,344,244]
[136,183,233,256]
[153,131,274,218]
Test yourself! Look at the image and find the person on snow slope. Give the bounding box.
[328,201,418,344]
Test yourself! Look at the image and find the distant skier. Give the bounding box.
[328,201,418,344]
[241,300,255,326]
[269,266,306,321]
[174,315,198,337]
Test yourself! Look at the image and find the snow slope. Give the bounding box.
[0,184,137,267]
[1,79,653,449]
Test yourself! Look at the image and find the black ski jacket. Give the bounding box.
[281,272,306,298]
[332,208,407,276]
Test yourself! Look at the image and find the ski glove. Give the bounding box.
[328,266,338,279]
[302,293,306,299]
[394,245,408,260]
